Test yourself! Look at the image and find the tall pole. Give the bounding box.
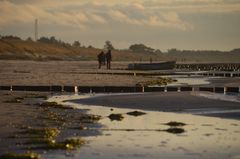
[35,19,38,41]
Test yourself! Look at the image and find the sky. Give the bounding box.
[0,0,240,51]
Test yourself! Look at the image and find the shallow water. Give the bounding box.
[47,94,240,159]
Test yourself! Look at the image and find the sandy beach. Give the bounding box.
[0,60,239,159]
[1,60,239,87]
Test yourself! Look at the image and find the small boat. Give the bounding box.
[128,61,176,70]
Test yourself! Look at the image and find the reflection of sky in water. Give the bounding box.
[48,94,240,159]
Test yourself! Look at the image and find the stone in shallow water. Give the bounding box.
[165,128,185,134]
[126,111,146,117]
[108,114,124,121]
[164,121,186,127]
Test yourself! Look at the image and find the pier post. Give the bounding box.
[61,86,64,92]
[177,87,181,92]
[224,87,227,95]
[134,72,136,76]
[164,86,167,92]
[142,86,145,93]
[74,86,78,94]
[230,73,233,77]
[10,85,12,92]
[192,87,195,92]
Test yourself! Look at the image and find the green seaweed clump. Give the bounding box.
[79,114,102,123]
[136,78,176,87]
[126,111,146,117]
[40,102,72,109]
[25,94,48,100]
[108,114,124,121]
[45,138,85,150]
[25,127,60,141]
[0,151,41,159]
[4,97,24,103]
[164,121,186,127]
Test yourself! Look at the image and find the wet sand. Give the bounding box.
[0,91,102,156]
[70,92,240,120]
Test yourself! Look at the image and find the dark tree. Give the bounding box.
[73,41,81,47]
[26,37,33,41]
[129,44,155,53]
[104,40,114,50]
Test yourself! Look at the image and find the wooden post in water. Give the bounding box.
[224,87,227,95]
[10,85,12,92]
[177,87,181,92]
[74,86,78,94]
[142,86,145,93]
[164,86,167,92]
[90,88,92,94]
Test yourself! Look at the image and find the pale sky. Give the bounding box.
[0,0,240,51]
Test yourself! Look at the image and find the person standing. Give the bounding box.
[98,51,104,69]
[106,49,112,69]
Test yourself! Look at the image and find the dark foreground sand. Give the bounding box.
[0,91,101,156]
[71,92,240,120]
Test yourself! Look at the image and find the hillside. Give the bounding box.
[0,38,239,62]
[0,39,166,61]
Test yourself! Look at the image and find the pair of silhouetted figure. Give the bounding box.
[98,50,112,69]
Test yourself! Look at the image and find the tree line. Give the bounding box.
[0,34,239,54]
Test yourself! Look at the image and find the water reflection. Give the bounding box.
[48,94,240,159]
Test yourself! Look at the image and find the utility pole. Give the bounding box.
[34,19,38,41]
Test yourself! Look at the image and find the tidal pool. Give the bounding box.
[46,94,240,159]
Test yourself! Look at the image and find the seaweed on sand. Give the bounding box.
[39,102,73,109]
[43,138,85,150]
[136,78,176,86]
[0,151,41,159]
[4,97,24,103]
[79,114,102,123]
[23,127,60,143]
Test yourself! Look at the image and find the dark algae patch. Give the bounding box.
[22,127,60,145]
[39,102,73,109]
[42,138,85,150]
[164,121,186,127]
[108,114,124,121]
[0,151,41,159]
[79,114,102,123]
[126,111,146,117]
[136,78,176,86]
[165,128,185,134]
[4,97,24,103]
[1,94,102,158]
